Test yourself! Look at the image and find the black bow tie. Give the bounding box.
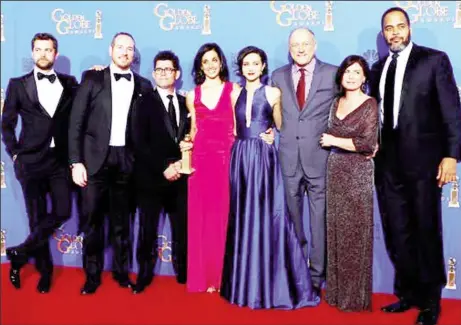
[114,73,132,81]
[37,72,56,83]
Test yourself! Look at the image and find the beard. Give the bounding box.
[388,33,411,53]
[35,58,54,70]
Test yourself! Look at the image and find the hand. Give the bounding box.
[259,128,275,145]
[163,163,181,181]
[89,65,106,71]
[366,143,379,160]
[12,154,17,162]
[179,140,193,152]
[436,157,457,188]
[71,163,88,187]
[319,133,336,148]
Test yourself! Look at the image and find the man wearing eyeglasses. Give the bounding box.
[130,50,190,294]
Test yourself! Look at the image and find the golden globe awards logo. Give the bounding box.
[395,1,457,24]
[153,3,212,34]
[157,234,172,263]
[51,8,103,38]
[270,1,334,31]
[52,225,83,254]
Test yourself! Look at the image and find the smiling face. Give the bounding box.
[382,10,411,53]
[241,52,265,83]
[201,49,221,80]
[341,62,366,92]
[289,28,317,67]
[109,34,135,70]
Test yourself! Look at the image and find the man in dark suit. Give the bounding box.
[371,7,461,325]
[131,50,190,294]
[1,32,78,293]
[68,32,153,295]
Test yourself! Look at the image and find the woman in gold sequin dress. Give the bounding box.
[319,55,378,311]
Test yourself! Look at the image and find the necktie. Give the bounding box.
[114,73,132,81]
[167,95,178,140]
[383,53,399,133]
[296,68,306,110]
[37,72,56,83]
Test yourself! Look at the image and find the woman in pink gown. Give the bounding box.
[185,43,235,293]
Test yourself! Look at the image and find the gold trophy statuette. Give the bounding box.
[448,177,460,208]
[94,10,103,39]
[201,5,211,35]
[1,88,4,116]
[1,161,6,189]
[446,258,457,290]
[1,13,5,42]
[454,2,461,28]
[179,134,195,174]
[324,1,334,32]
[0,229,6,256]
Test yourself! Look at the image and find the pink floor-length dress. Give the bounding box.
[187,81,234,292]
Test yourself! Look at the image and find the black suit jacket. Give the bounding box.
[132,88,190,190]
[1,71,78,167]
[371,44,461,176]
[68,67,153,176]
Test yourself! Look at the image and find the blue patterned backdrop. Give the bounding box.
[1,1,460,299]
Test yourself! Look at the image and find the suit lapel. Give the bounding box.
[23,72,51,118]
[283,66,300,111]
[302,60,322,113]
[398,45,419,118]
[177,95,188,139]
[130,73,143,110]
[54,73,69,116]
[102,68,112,131]
[153,89,176,141]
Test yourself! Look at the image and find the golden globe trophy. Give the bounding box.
[446,258,457,290]
[201,5,211,35]
[448,176,460,208]
[324,1,334,32]
[94,10,103,39]
[0,229,6,256]
[454,1,461,29]
[1,161,6,189]
[179,134,195,174]
[1,13,5,42]
[1,88,4,116]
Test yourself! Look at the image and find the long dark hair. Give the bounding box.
[191,42,229,85]
[335,55,370,96]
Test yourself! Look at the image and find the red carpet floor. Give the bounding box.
[1,263,460,325]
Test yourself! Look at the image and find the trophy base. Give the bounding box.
[179,168,195,175]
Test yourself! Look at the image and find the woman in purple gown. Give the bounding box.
[220,46,320,309]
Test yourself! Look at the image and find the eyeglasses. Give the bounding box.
[154,67,176,75]
[290,42,313,49]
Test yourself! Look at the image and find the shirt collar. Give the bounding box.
[292,57,316,74]
[110,63,132,75]
[157,86,176,99]
[389,41,413,60]
[34,66,56,77]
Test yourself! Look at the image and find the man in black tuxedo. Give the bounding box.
[131,50,190,294]
[68,32,153,295]
[371,7,461,325]
[1,33,78,293]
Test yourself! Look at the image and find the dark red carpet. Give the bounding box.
[1,264,460,325]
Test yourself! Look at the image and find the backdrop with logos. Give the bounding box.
[1,1,460,298]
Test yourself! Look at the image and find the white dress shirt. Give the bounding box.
[109,63,134,146]
[379,41,414,128]
[156,87,179,127]
[34,66,63,148]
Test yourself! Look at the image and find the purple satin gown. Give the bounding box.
[220,85,320,309]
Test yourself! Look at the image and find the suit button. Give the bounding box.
[296,136,299,140]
